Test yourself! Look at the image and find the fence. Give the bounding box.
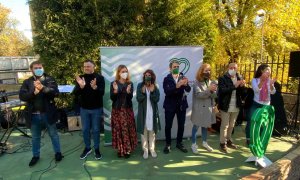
[0,56,38,84]
[216,55,300,136]
[215,55,299,94]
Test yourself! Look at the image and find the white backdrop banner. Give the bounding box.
[100,46,203,145]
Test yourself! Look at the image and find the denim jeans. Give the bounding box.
[31,114,61,157]
[245,101,264,139]
[80,108,102,149]
[191,125,207,144]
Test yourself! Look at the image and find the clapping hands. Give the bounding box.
[76,75,86,89]
[33,80,43,94]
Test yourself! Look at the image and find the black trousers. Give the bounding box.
[164,107,186,146]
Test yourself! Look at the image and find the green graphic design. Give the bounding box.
[249,105,275,158]
[169,58,190,75]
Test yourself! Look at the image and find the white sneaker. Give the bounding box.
[191,143,199,154]
[202,142,213,152]
[143,150,148,159]
[150,150,157,158]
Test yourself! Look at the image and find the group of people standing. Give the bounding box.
[19,59,276,167]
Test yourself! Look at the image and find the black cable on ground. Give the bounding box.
[83,158,93,180]
[30,133,84,180]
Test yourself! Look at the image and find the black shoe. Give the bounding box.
[95,149,102,160]
[227,140,238,149]
[124,153,130,159]
[117,152,122,158]
[80,148,92,159]
[163,145,171,154]
[55,152,63,162]
[220,143,228,153]
[176,143,188,153]
[29,156,40,167]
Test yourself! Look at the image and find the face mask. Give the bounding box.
[145,76,152,82]
[172,68,179,75]
[34,69,44,77]
[228,69,236,76]
[203,72,211,79]
[120,72,128,79]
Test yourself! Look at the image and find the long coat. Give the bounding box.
[136,82,161,134]
[190,79,217,127]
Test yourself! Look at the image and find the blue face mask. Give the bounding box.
[34,69,44,77]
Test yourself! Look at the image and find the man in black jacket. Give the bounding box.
[19,61,62,167]
[73,59,105,160]
[218,63,245,153]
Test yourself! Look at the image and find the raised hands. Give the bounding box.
[235,79,246,88]
[113,81,118,93]
[76,75,86,89]
[33,80,43,94]
[90,78,97,90]
[126,84,132,94]
[176,77,189,88]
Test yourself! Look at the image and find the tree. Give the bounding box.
[0,3,33,56]
[213,0,300,63]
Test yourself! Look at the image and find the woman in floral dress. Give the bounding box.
[110,64,138,158]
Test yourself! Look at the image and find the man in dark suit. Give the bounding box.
[163,60,191,154]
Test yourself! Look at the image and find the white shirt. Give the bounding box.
[228,76,239,112]
[145,88,153,131]
[252,78,276,105]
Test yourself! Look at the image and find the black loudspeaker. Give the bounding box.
[289,51,300,77]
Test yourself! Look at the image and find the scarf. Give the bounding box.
[259,80,268,102]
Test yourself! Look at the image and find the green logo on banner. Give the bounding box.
[169,58,190,75]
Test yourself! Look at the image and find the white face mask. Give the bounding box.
[120,72,128,80]
[228,69,236,76]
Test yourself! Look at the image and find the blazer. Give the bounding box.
[163,73,191,111]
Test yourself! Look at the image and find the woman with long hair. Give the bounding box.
[190,63,217,153]
[136,69,161,159]
[245,64,276,145]
[110,64,138,158]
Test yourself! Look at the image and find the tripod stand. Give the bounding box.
[0,105,31,154]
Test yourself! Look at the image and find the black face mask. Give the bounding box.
[203,72,211,79]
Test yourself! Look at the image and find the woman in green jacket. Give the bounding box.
[136,69,161,159]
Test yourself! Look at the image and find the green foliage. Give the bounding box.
[29,0,217,83]
[29,0,300,88]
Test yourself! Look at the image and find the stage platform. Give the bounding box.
[0,125,299,180]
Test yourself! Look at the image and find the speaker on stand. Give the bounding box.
[288,51,300,139]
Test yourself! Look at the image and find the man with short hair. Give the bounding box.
[163,60,191,154]
[19,61,63,167]
[218,63,245,153]
[73,59,105,160]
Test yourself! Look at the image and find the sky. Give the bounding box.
[0,0,32,41]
